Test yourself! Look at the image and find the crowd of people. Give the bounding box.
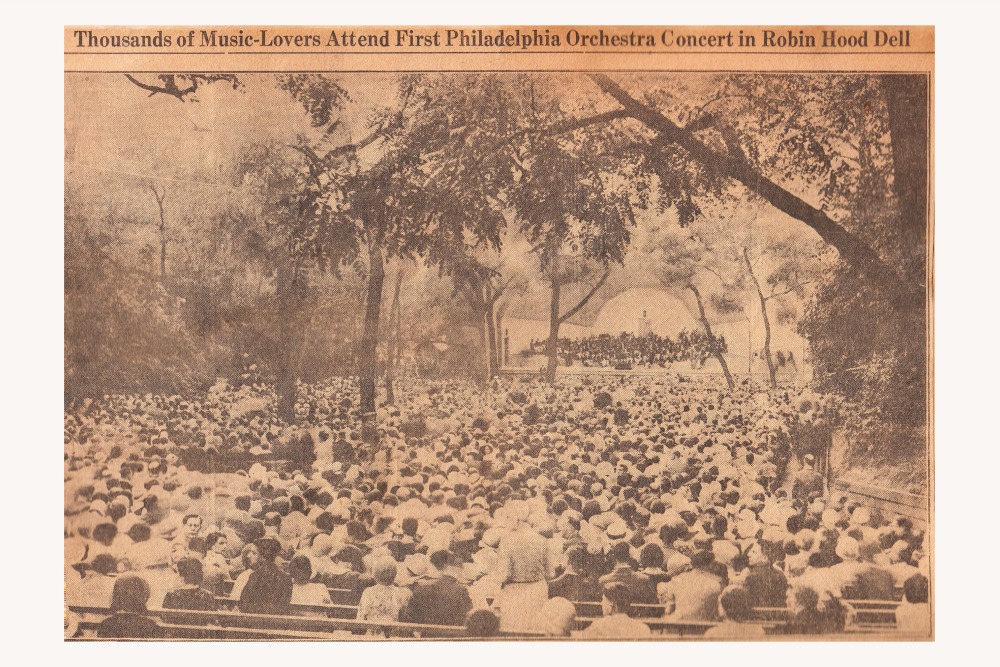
[64,372,930,640]
[524,331,728,370]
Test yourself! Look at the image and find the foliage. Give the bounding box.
[65,193,208,399]
[66,71,927,461]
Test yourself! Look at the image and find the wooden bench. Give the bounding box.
[67,604,545,639]
[217,580,361,606]
[568,600,668,618]
[841,599,898,631]
[74,619,339,641]
[214,596,360,619]
[573,616,718,636]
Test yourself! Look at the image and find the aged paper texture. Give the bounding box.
[64,25,933,641]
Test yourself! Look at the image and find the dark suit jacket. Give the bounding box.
[163,586,218,611]
[405,575,472,626]
[239,562,293,614]
[96,612,165,639]
[548,571,602,602]
[742,564,789,608]
[599,565,659,605]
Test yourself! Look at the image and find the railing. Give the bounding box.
[831,480,930,526]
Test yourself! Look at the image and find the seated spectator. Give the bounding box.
[658,550,723,622]
[289,554,333,607]
[548,546,601,602]
[181,514,206,555]
[894,574,930,636]
[162,558,217,611]
[201,532,230,594]
[238,538,292,615]
[405,550,472,626]
[322,545,368,593]
[638,543,671,587]
[66,553,118,608]
[581,583,652,639]
[703,587,766,639]
[741,545,789,608]
[229,543,258,600]
[599,541,658,605]
[537,596,578,637]
[96,575,165,639]
[357,559,412,623]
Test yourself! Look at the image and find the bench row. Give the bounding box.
[68,601,896,640]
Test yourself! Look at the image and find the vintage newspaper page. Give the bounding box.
[64,25,933,641]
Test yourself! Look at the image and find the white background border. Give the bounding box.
[8,0,995,664]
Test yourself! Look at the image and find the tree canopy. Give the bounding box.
[65,70,928,458]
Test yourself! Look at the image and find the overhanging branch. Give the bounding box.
[587,73,899,282]
[558,268,610,324]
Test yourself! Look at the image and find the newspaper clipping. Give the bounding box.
[64,25,933,641]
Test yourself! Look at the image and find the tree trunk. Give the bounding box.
[395,311,403,369]
[485,296,498,380]
[477,307,491,384]
[882,74,928,428]
[384,268,403,405]
[358,243,385,417]
[274,262,299,423]
[495,302,509,371]
[545,241,561,384]
[150,185,167,281]
[743,247,777,388]
[881,74,928,288]
[688,282,735,390]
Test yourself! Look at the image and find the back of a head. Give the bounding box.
[602,581,632,614]
[176,557,204,585]
[465,609,501,638]
[541,597,577,636]
[372,559,398,586]
[793,585,820,612]
[335,545,365,572]
[288,554,313,583]
[429,549,452,571]
[255,537,282,562]
[718,586,754,622]
[609,541,632,565]
[640,543,664,569]
[127,522,152,543]
[690,550,715,571]
[89,553,118,576]
[93,522,118,546]
[110,574,151,613]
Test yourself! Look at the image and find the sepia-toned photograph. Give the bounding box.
[64,31,932,641]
